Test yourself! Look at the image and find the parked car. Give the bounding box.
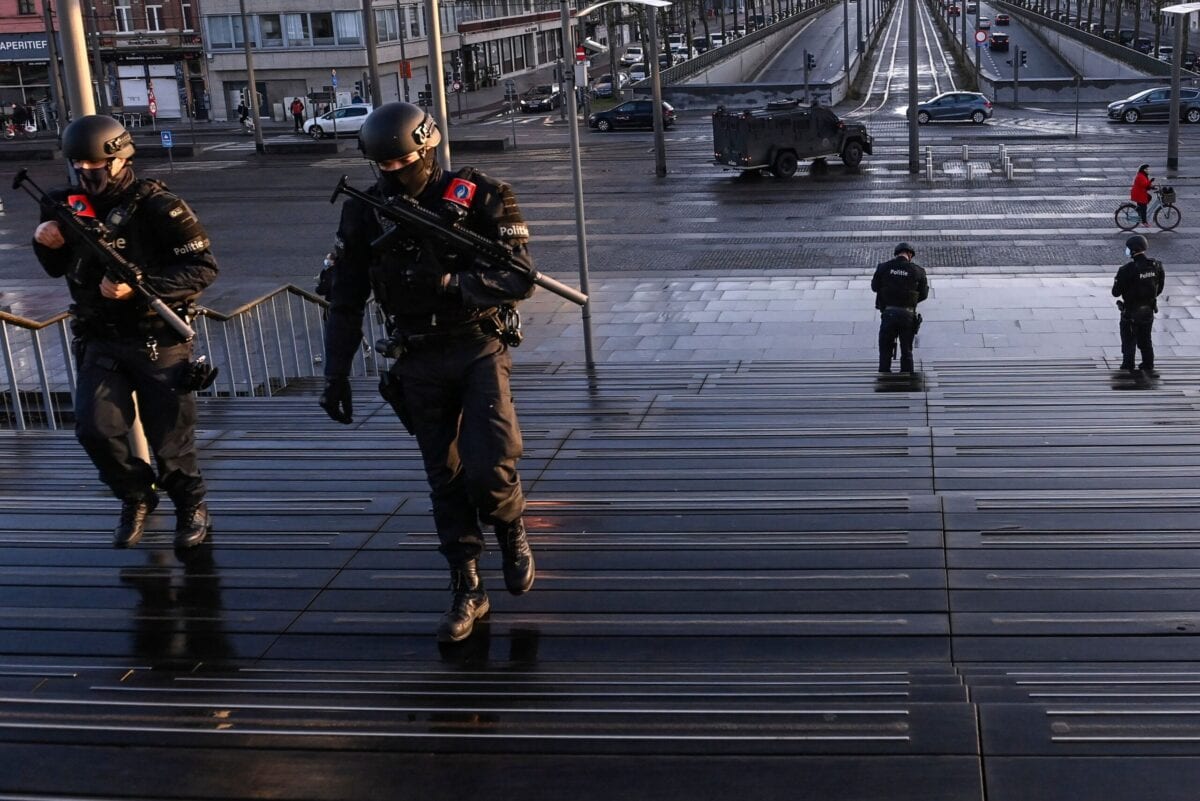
[1107,86,1200,123]
[915,91,993,124]
[518,84,562,112]
[670,44,690,61]
[1158,45,1175,63]
[303,105,373,138]
[966,2,977,11]
[621,44,644,66]
[978,16,991,28]
[590,72,630,98]
[667,33,686,48]
[628,63,648,81]
[1102,28,1117,40]
[588,99,676,131]
[995,13,1011,24]
[948,5,960,16]
[709,33,726,47]
[691,36,710,53]
[1118,28,1134,44]
[989,31,1010,50]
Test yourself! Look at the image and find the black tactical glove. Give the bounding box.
[319,376,353,424]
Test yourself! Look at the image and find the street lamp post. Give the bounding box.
[843,0,850,73]
[425,0,452,168]
[238,0,264,153]
[908,0,919,172]
[1161,2,1200,172]
[396,1,410,102]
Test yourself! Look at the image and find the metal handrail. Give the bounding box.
[0,283,383,431]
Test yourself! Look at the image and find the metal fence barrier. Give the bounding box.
[0,284,387,431]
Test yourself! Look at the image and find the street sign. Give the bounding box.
[160,130,173,148]
[331,68,338,87]
[148,84,158,117]
[975,29,988,44]
[576,45,586,62]
[452,80,463,92]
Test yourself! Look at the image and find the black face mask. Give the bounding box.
[76,162,132,201]
[378,149,436,197]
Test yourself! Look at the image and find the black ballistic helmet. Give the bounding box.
[357,102,441,161]
[894,242,916,257]
[1126,234,1148,254]
[62,114,135,160]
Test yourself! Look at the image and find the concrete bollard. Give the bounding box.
[966,162,974,180]
[1005,160,1014,180]
[999,144,1007,163]
[927,160,934,182]
[962,144,969,162]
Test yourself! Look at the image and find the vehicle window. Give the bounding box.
[347,108,367,117]
[333,109,348,118]
[615,102,635,112]
[635,101,651,112]
[1147,90,1168,101]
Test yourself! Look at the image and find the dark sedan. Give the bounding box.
[1107,87,1200,123]
[519,84,562,112]
[995,13,1010,23]
[588,99,676,131]
[989,31,1009,50]
[915,91,993,124]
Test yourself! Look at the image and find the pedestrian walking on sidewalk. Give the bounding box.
[872,242,929,374]
[29,115,218,550]
[317,102,537,644]
[1113,233,1165,375]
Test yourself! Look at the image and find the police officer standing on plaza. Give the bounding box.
[318,102,536,643]
[31,115,218,549]
[1112,233,1165,374]
[872,242,929,374]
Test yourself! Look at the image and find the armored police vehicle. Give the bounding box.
[712,98,873,177]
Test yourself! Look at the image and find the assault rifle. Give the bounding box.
[329,175,587,306]
[13,168,195,340]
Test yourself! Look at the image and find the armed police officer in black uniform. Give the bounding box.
[31,115,217,550]
[872,242,929,374]
[1112,233,1165,375]
[318,102,536,643]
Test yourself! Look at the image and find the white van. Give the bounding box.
[620,44,644,65]
[708,33,725,48]
[667,33,686,48]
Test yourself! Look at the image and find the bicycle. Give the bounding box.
[1116,186,1181,231]
[2,121,37,140]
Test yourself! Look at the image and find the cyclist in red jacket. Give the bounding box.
[1131,163,1154,228]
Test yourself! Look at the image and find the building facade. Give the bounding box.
[201,0,572,123]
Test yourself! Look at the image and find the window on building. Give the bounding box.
[501,37,513,72]
[285,13,310,46]
[259,14,283,47]
[310,12,335,45]
[146,4,164,31]
[204,15,245,48]
[114,0,133,32]
[334,11,361,45]
[181,2,194,31]
[17,0,35,15]
[415,6,425,38]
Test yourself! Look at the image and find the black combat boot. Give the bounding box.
[174,502,211,550]
[114,492,158,548]
[437,560,490,643]
[495,518,535,595]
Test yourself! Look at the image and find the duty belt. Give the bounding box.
[885,306,916,313]
[397,319,496,349]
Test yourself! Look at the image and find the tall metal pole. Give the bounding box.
[58,0,95,117]
[363,0,382,104]
[396,0,410,101]
[87,4,106,113]
[907,0,919,172]
[857,0,864,50]
[974,1,980,87]
[238,0,264,153]
[425,0,452,168]
[646,6,668,176]
[1167,9,1186,171]
[560,0,596,369]
[42,0,67,129]
[843,0,850,73]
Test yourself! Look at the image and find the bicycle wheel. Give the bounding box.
[1115,203,1141,231]
[1155,203,1181,231]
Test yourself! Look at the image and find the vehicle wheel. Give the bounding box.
[597,119,612,132]
[309,125,325,139]
[1114,203,1141,231]
[1122,108,1140,123]
[1187,108,1200,124]
[1155,203,1182,231]
[772,150,798,178]
[842,140,864,168]
[917,111,930,125]
[971,110,986,124]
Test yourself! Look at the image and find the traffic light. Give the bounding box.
[1019,49,1027,67]
[353,80,363,96]
[805,52,816,70]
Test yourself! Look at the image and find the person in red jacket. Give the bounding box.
[1131,163,1154,227]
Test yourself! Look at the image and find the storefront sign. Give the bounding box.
[0,33,50,62]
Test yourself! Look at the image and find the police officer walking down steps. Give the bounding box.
[30,115,218,550]
[318,102,537,643]
[1113,234,1165,375]
[872,242,929,374]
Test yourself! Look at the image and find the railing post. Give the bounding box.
[30,329,57,430]
[0,322,27,431]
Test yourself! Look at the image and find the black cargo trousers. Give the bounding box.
[1119,305,1155,369]
[878,307,917,373]
[390,333,525,565]
[74,335,206,507]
